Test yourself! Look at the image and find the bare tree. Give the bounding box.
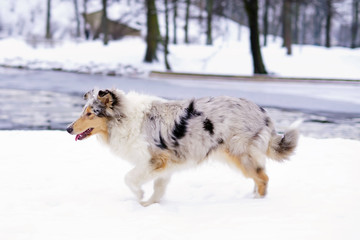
[263,0,270,46]
[173,0,178,44]
[243,0,267,74]
[144,0,160,62]
[101,0,109,45]
[164,0,171,70]
[45,0,51,39]
[83,0,89,39]
[184,0,191,43]
[73,0,80,38]
[325,0,333,47]
[283,0,292,54]
[206,0,214,45]
[351,0,359,48]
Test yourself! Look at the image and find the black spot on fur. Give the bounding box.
[259,106,266,113]
[217,138,224,144]
[203,118,214,135]
[98,90,108,97]
[108,91,118,108]
[155,133,168,150]
[172,100,202,146]
[265,117,270,127]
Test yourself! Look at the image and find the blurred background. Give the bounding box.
[0,0,359,139]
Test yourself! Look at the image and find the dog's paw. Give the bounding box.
[140,201,153,207]
[140,199,159,207]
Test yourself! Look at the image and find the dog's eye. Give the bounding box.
[86,112,92,117]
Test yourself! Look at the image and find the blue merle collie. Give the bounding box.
[67,89,299,206]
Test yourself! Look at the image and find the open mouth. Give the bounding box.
[75,128,94,141]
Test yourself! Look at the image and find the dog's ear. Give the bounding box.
[97,89,117,108]
[83,89,94,100]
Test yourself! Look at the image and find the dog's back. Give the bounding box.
[144,96,298,160]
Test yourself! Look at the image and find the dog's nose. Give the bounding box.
[66,126,73,134]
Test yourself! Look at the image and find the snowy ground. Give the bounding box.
[0,131,359,240]
[1,36,360,80]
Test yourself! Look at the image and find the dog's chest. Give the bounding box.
[107,127,151,165]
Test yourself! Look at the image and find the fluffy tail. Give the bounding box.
[266,120,301,161]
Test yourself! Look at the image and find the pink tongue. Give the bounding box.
[75,134,81,141]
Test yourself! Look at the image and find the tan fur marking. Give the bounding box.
[222,149,269,196]
[222,149,251,178]
[150,152,170,171]
[254,168,269,196]
[72,106,109,142]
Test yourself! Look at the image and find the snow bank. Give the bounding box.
[0,37,152,76]
[0,131,359,240]
[1,33,360,79]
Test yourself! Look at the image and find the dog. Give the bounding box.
[67,88,299,206]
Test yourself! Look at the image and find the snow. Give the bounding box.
[1,0,360,79]
[0,130,359,240]
[1,34,360,80]
[1,1,359,238]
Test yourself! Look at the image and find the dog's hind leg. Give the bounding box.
[141,176,171,207]
[222,150,269,197]
[252,166,269,197]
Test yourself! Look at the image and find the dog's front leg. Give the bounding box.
[141,176,171,207]
[124,166,149,201]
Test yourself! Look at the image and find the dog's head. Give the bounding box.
[67,89,125,141]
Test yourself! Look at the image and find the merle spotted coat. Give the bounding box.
[67,89,300,206]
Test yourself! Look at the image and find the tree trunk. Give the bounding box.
[243,0,267,74]
[292,0,300,44]
[73,0,80,38]
[164,0,171,70]
[45,0,51,39]
[325,0,332,48]
[173,0,177,44]
[83,0,89,39]
[263,0,269,46]
[351,0,359,48]
[102,0,109,45]
[184,0,191,44]
[206,0,214,45]
[144,0,160,62]
[283,0,292,55]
